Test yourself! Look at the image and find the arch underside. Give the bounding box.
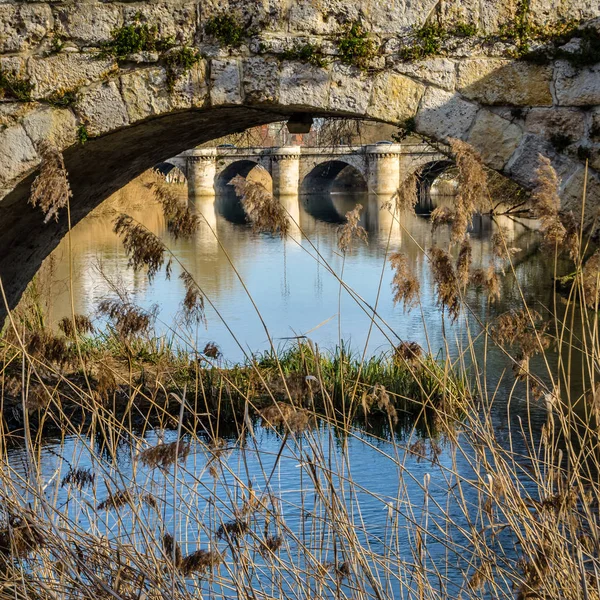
[215,159,266,194]
[416,160,457,213]
[301,160,368,195]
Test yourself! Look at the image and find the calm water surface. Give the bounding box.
[9,178,558,597]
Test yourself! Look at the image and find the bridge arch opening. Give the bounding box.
[301,161,368,196]
[154,162,187,185]
[215,160,273,196]
[415,160,457,214]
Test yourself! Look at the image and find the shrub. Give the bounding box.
[336,21,377,70]
[204,14,245,48]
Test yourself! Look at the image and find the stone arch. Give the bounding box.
[214,159,271,195]
[300,160,368,195]
[154,162,187,184]
[2,3,600,312]
[415,160,457,213]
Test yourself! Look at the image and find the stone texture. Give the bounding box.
[278,61,331,109]
[505,133,580,189]
[416,88,478,141]
[0,124,38,186]
[457,59,553,106]
[393,58,457,91]
[468,110,523,170]
[0,4,53,54]
[367,71,425,123]
[560,167,600,231]
[328,64,373,114]
[525,108,586,141]
[76,81,129,136]
[242,57,280,104]
[555,61,600,106]
[53,3,122,46]
[122,3,197,45]
[21,107,78,149]
[590,108,600,141]
[210,59,243,106]
[121,63,209,122]
[27,53,117,99]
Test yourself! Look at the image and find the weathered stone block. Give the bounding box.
[393,58,456,91]
[560,167,600,231]
[28,53,117,99]
[53,3,123,46]
[555,61,600,106]
[121,62,208,122]
[21,106,78,149]
[367,71,424,123]
[525,107,586,141]
[210,58,243,106]
[468,110,523,170]
[279,61,331,109]
[0,4,53,54]
[416,88,478,141]
[76,81,129,136]
[328,64,373,114]
[457,59,553,106]
[505,133,579,189]
[0,124,38,187]
[242,57,280,104]
[122,3,197,45]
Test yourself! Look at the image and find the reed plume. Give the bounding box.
[230,175,290,237]
[389,252,420,310]
[338,204,368,253]
[58,314,95,338]
[456,238,472,288]
[137,440,190,470]
[29,142,72,223]
[393,172,419,214]
[98,298,155,337]
[429,246,460,321]
[180,271,205,323]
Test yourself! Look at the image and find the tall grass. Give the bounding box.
[0,142,599,599]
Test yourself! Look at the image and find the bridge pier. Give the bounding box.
[366,144,402,197]
[187,149,217,198]
[271,147,301,196]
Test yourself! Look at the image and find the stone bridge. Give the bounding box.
[1,0,600,312]
[179,142,446,197]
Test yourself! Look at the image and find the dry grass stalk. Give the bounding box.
[0,514,44,559]
[531,156,579,258]
[58,314,95,338]
[145,175,199,239]
[113,215,167,280]
[448,139,489,244]
[389,252,420,311]
[180,548,222,576]
[98,299,154,337]
[260,402,316,433]
[394,341,423,364]
[456,238,472,288]
[393,172,419,214]
[338,204,368,253]
[229,175,289,237]
[429,247,460,321]
[137,440,190,470]
[470,265,501,302]
[361,383,397,424]
[29,142,72,223]
[430,205,455,233]
[180,271,205,323]
[61,467,95,490]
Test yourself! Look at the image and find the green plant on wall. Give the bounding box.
[204,15,245,48]
[0,70,33,102]
[280,43,327,68]
[100,21,174,61]
[336,21,377,71]
[165,46,200,92]
[77,124,89,145]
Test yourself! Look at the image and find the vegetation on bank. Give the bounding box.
[3,132,600,598]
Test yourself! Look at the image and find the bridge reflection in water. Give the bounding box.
[38,172,539,361]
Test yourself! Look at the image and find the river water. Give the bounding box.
[8,175,562,597]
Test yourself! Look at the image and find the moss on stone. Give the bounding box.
[204,15,245,48]
[336,21,377,71]
[279,43,327,68]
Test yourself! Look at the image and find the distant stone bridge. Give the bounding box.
[1,0,600,313]
[175,143,446,198]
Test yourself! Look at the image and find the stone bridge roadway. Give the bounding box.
[1,0,600,312]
